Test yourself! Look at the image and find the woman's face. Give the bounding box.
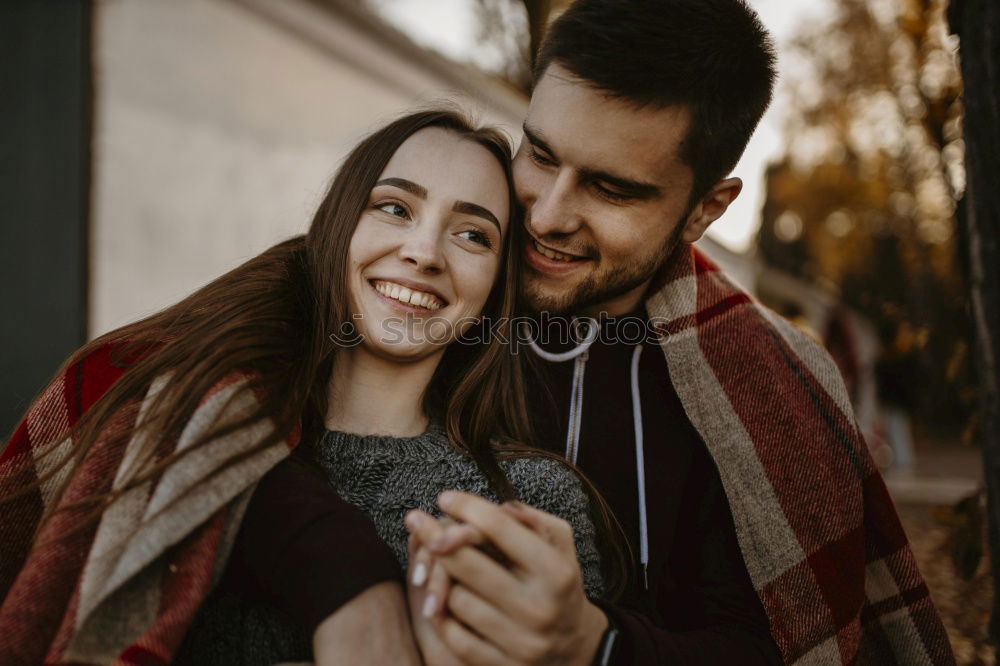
[347,127,510,361]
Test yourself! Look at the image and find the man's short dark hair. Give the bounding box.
[535,0,777,205]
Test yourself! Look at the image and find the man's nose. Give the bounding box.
[529,171,583,238]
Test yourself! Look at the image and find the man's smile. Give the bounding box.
[524,237,591,276]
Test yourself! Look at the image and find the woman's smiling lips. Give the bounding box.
[524,237,591,275]
[369,278,447,312]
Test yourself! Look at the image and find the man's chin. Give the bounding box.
[521,279,607,317]
[521,293,571,317]
[521,269,659,318]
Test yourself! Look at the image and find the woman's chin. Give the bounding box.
[357,337,448,365]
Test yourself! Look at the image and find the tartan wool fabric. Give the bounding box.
[0,243,953,665]
[646,245,954,664]
[0,344,297,665]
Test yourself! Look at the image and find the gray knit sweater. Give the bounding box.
[315,421,604,599]
[178,423,604,665]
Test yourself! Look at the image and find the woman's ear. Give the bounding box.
[680,177,743,243]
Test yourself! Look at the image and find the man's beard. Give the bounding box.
[522,215,689,316]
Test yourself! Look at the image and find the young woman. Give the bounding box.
[0,110,624,665]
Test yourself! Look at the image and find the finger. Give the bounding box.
[437,491,555,570]
[409,544,431,589]
[438,615,511,666]
[447,584,546,662]
[431,544,532,620]
[422,558,451,619]
[501,501,575,549]
[500,500,539,526]
[428,522,488,555]
[405,508,446,548]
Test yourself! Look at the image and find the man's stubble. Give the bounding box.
[520,210,690,316]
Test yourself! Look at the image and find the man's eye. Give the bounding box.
[458,229,494,249]
[594,183,632,203]
[528,147,556,167]
[376,202,409,218]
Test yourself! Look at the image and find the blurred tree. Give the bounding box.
[948,0,1000,658]
[757,0,973,433]
[470,0,555,88]
[362,0,568,91]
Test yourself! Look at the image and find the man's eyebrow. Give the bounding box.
[453,201,501,232]
[375,177,427,198]
[523,123,661,200]
[522,123,556,158]
[579,168,662,199]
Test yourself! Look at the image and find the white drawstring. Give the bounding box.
[565,351,588,464]
[526,319,597,465]
[527,319,650,591]
[630,344,649,590]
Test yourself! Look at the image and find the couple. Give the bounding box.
[0,0,953,664]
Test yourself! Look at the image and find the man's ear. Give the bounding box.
[680,177,743,243]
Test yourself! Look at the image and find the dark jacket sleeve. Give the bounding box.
[221,455,404,634]
[592,452,783,665]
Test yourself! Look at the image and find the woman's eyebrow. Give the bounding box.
[377,177,500,232]
[453,201,501,231]
[375,177,427,198]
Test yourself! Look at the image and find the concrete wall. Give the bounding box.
[91,0,526,337]
[1,1,90,437]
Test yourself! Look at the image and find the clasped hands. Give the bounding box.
[403,490,608,666]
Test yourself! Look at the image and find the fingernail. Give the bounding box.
[422,594,437,618]
[439,491,456,508]
[405,512,421,531]
[411,562,428,587]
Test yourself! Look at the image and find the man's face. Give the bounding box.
[513,64,699,316]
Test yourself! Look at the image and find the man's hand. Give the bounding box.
[405,492,609,666]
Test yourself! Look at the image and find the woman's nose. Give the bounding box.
[398,227,444,274]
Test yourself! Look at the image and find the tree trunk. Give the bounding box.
[949,0,1000,658]
[523,0,552,71]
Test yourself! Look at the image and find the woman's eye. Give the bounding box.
[376,202,409,218]
[458,229,494,249]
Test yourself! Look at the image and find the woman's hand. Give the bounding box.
[312,580,422,666]
[407,527,467,666]
[405,495,608,666]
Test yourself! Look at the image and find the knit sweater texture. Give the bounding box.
[315,421,605,599]
[177,422,604,665]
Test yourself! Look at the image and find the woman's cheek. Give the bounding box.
[468,257,500,310]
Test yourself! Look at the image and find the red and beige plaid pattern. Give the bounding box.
[0,245,953,664]
[646,245,953,664]
[0,344,296,665]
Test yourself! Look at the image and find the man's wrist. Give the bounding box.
[576,600,610,665]
[590,612,621,666]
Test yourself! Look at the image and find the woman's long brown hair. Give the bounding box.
[5,109,628,600]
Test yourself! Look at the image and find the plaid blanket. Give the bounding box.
[0,244,953,665]
[0,343,297,665]
[646,245,954,664]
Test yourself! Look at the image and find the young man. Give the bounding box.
[403,0,955,664]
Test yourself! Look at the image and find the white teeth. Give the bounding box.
[534,240,576,262]
[372,280,444,311]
